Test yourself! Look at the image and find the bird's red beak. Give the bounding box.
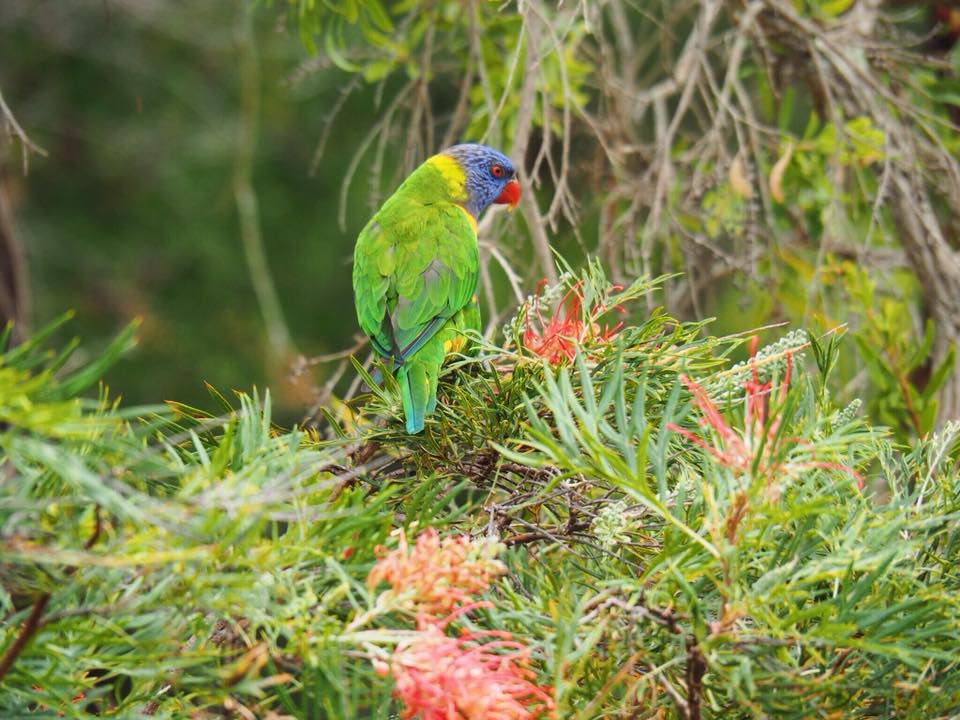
[494,179,521,211]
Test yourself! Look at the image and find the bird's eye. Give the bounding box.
[491,164,504,178]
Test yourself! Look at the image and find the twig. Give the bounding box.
[309,76,361,175]
[684,640,707,720]
[338,80,415,231]
[0,505,102,681]
[529,2,577,230]
[0,592,50,682]
[441,55,475,148]
[654,663,690,718]
[0,171,30,343]
[296,334,369,368]
[234,3,295,361]
[512,2,558,285]
[0,88,47,174]
[467,0,497,134]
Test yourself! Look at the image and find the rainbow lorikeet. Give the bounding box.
[353,144,521,434]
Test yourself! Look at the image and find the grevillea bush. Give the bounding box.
[1,263,959,718]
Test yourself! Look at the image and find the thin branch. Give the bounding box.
[309,76,361,175]
[338,80,415,231]
[530,4,576,230]
[467,0,497,138]
[234,3,294,361]
[0,592,50,682]
[684,640,707,720]
[442,54,475,148]
[0,88,47,175]
[0,505,102,681]
[512,2,559,285]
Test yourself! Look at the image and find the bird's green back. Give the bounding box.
[352,155,480,364]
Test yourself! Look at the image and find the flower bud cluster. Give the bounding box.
[831,398,862,430]
[591,501,634,549]
[708,329,809,402]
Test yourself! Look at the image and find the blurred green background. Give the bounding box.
[1,1,397,414]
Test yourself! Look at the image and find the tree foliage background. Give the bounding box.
[2,0,960,718]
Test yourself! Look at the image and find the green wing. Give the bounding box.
[353,199,479,365]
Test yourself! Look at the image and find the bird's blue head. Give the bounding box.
[441,143,520,217]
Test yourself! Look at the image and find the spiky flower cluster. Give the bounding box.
[521,280,625,366]
[367,528,507,618]
[502,272,576,339]
[591,500,633,549]
[708,329,809,402]
[669,337,863,493]
[373,623,554,720]
[365,529,555,719]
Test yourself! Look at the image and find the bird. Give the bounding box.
[352,143,521,434]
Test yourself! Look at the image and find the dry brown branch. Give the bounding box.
[441,54,475,149]
[684,640,707,720]
[0,592,49,682]
[642,0,722,268]
[528,2,576,231]
[0,506,102,681]
[890,166,960,420]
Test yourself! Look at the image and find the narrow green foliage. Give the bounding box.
[2,266,959,717]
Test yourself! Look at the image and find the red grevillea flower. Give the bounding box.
[373,621,555,720]
[523,281,625,366]
[367,529,507,617]
[668,337,863,490]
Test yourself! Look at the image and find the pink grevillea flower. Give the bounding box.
[523,281,625,366]
[668,337,863,490]
[367,528,507,617]
[373,620,555,720]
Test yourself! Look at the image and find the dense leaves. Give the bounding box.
[2,265,958,717]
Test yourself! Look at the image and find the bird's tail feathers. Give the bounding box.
[397,361,431,434]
